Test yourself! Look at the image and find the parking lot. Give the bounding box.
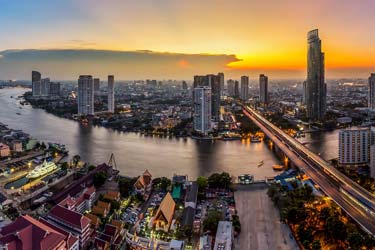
[234,184,299,250]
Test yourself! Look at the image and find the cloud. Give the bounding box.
[0,49,239,80]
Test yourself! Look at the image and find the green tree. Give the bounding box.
[326,215,347,241]
[203,210,223,235]
[93,171,107,188]
[196,176,208,191]
[311,240,322,250]
[72,154,81,167]
[347,230,364,250]
[208,172,231,189]
[60,162,69,171]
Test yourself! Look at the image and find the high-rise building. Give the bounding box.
[240,76,249,101]
[108,75,115,113]
[193,74,221,121]
[234,81,239,97]
[77,75,94,115]
[227,79,235,97]
[370,127,375,178]
[218,72,224,95]
[259,74,269,104]
[368,73,375,110]
[182,81,188,90]
[94,78,100,93]
[306,29,326,120]
[40,78,50,96]
[194,86,212,135]
[338,128,370,167]
[49,82,60,96]
[302,81,307,104]
[32,71,42,97]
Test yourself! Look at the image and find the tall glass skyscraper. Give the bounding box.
[108,75,115,113]
[32,71,41,97]
[306,29,326,121]
[368,73,375,110]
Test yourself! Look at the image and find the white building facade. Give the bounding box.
[193,86,212,135]
[338,128,370,167]
[108,75,115,113]
[77,75,94,115]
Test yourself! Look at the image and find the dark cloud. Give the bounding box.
[0,49,239,80]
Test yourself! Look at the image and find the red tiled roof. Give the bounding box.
[39,218,79,250]
[48,205,91,231]
[0,215,66,250]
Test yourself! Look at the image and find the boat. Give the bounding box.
[26,160,58,179]
[257,161,264,167]
[16,112,21,115]
[272,165,284,171]
[250,136,261,143]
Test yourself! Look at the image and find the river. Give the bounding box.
[0,87,338,179]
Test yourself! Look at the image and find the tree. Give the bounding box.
[208,172,231,189]
[196,176,208,191]
[326,215,347,241]
[153,177,171,191]
[93,171,107,188]
[72,154,81,167]
[119,177,137,197]
[347,230,364,250]
[203,210,223,235]
[311,240,322,250]
[60,162,69,171]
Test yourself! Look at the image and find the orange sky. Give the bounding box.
[0,0,375,79]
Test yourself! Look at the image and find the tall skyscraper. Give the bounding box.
[32,71,41,97]
[194,86,212,135]
[259,74,269,104]
[77,75,94,115]
[218,72,224,95]
[182,81,188,90]
[339,128,370,167]
[234,81,239,97]
[40,78,50,96]
[227,79,235,97]
[49,82,61,96]
[193,74,221,121]
[370,127,375,178]
[240,76,249,101]
[368,73,375,110]
[94,78,100,93]
[306,29,326,120]
[108,75,115,113]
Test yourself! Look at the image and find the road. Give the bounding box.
[234,184,299,250]
[242,105,375,236]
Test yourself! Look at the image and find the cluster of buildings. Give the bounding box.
[77,75,115,115]
[0,123,38,158]
[31,71,61,98]
[192,72,269,135]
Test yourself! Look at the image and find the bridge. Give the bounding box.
[242,105,375,236]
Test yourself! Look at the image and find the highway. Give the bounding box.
[242,105,375,236]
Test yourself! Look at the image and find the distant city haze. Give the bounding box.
[1,0,375,79]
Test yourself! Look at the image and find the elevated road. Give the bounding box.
[242,105,375,236]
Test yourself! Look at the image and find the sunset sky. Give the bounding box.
[0,0,374,80]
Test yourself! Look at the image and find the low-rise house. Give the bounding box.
[103,191,120,202]
[153,192,175,232]
[59,186,96,214]
[85,213,101,229]
[213,221,233,250]
[46,205,92,249]
[134,170,152,196]
[0,143,10,158]
[0,215,71,250]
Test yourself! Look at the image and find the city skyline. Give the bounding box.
[0,0,375,79]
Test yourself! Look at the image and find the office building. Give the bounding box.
[338,128,370,167]
[259,74,269,104]
[50,82,61,96]
[193,86,212,134]
[227,79,235,97]
[182,81,188,90]
[370,127,375,178]
[305,29,326,120]
[218,72,224,95]
[240,75,249,101]
[108,75,115,113]
[40,78,50,96]
[193,74,221,121]
[213,221,233,250]
[234,80,239,97]
[77,75,94,115]
[94,78,100,93]
[32,70,42,97]
[368,73,375,110]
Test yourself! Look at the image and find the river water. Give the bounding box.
[0,87,338,179]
